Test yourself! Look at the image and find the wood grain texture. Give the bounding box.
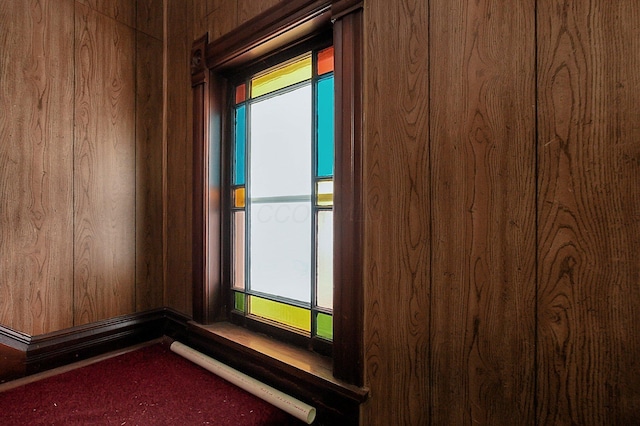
[137,0,164,40]
[537,1,640,424]
[76,0,136,28]
[74,3,136,325]
[164,0,194,315]
[136,32,164,312]
[362,0,430,424]
[0,0,75,335]
[237,0,281,26]
[195,0,237,41]
[429,0,537,424]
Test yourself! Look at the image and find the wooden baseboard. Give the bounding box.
[1,310,364,424]
[0,308,191,383]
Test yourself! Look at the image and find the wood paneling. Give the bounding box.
[429,0,537,424]
[165,0,194,315]
[196,0,237,41]
[237,0,280,26]
[136,32,164,312]
[0,0,74,335]
[137,0,164,40]
[74,3,136,325]
[76,0,136,28]
[362,0,430,424]
[537,1,640,424]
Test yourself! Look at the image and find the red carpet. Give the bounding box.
[0,343,306,425]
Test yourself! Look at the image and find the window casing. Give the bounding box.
[191,0,364,386]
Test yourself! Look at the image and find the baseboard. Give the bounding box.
[0,308,191,381]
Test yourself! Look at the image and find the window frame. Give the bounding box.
[191,0,364,386]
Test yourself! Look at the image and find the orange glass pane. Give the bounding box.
[233,187,245,208]
[317,46,334,75]
[235,83,246,104]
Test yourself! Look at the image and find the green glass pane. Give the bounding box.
[234,292,245,312]
[234,105,246,185]
[249,296,311,333]
[316,312,333,340]
[317,76,334,177]
[251,55,312,98]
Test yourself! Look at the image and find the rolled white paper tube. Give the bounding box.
[170,341,316,424]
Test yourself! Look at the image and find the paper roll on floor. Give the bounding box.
[170,341,316,424]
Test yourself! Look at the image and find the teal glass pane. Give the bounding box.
[316,312,333,340]
[234,105,246,185]
[316,76,334,177]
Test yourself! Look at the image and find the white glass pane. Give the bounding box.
[250,201,312,303]
[316,211,333,309]
[249,85,312,199]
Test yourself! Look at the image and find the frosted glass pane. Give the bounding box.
[233,211,245,290]
[251,56,312,98]
[249,201,311,303]
[249,85,312,198]
[316,211,333,309]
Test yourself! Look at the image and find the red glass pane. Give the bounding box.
[235,83,246,104]
[317,47,334,75]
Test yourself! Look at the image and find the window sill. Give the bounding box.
[184,321,368,424]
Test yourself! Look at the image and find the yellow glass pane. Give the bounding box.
[251,55,312,98]
[317,180,333,206]
[249,296,311,333]
[233,187,245,208]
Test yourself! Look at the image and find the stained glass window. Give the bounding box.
[231,47,334,341]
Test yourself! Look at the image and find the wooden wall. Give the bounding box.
[363,0,640,425]
[0,0,164,335]
[179,0,640,423]
[2,0,638,423]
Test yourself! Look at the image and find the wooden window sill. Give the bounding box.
[184,321,367,423]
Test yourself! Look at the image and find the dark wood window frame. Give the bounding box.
[191,0,365,389]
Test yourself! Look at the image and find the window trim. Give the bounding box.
[191,0,364,386]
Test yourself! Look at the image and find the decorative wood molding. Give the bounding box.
[331,7,364,387]
[0,308,191,381]
[0,325,30,352]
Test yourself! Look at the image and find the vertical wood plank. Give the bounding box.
[74,3,136,325]
[430,0,537,424]
[136,31,164,312]
[537,1,640,423]
[362,0,430,424]
[165,0,194,315]
[196,0,237,41]
[237,0,280,26]
[0,0,75,335]
[137,0,164,40]
[76,0,136,28]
